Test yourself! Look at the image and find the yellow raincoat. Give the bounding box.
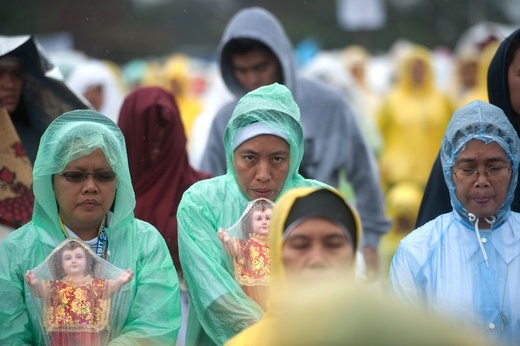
[378,182,423,278]
[377,45,454,191]
[164,54,202,139]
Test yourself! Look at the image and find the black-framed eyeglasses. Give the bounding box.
[452,166,512,182]
[57,171,116,183]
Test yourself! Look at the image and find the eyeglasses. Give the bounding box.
[57,171,116,183]
[452,166,512,182]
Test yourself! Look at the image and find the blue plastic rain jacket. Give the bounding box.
[389,101,520,345]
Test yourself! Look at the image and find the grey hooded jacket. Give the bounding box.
[200,7,389,249]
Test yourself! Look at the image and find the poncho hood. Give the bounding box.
[224,83,306,200]
[488,28,520,133]
[441,100,520,228]
[0,35,87,135]
[395,45,435,95]
[218,7,298,99]
[32,109,135,244]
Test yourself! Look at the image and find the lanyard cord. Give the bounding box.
[59,216,109,259]
[467,213,508,332]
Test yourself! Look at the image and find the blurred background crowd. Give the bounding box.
[3,0,520,271]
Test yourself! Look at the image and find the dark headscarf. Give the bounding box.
[488,28,520,133]
[283,189,358,252]
[118,87,211,269]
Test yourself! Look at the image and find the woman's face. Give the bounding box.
[282,217,354,282]
[61,247,87,278]
[233,134,290,201]
[53,149,117,239]
[250,208,272,235]
[0,61,23,114]
[452,140,511,221]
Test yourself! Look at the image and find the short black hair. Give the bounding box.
[222,38,284,85]
[223,38,274,57]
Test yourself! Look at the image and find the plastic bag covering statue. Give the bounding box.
[0,109,180,345]
[217,198,274,310]
[0,35,87,231]
[25,238,133,346]
[225,186,361,346]
[390,101,520,345]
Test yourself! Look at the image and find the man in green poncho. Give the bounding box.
[177,83,329,345]
[0,110,181,345]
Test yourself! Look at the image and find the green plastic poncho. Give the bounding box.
[0,110,181,345]
[177,83,328,345]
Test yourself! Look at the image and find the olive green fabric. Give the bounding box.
[177,83,328,345]
[0,110,181,345]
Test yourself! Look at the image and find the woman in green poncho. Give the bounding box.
[0,110,181,345]
[177,82,328,345]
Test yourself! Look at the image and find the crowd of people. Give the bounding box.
[1,5,520,346]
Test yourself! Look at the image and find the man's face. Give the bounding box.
[0,63,23,114]
[282,217,354,282]
[508,48,520,118]
[452,140,511,220]
[233,134,290,201]
[231,50,282,91]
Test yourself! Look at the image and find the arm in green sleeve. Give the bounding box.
[109,224,181,345]
[178,202,264,345]
[0,244,34,345]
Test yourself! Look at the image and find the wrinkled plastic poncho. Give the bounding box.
[27,238,133,346]
[218,198,274,310]
[0,35,87,232]
[0,110,180,345]
[390,101,520,345]
[177,83,328,345]
[441,100,520,226]
[226,186,361,346]
[415,28,520,228]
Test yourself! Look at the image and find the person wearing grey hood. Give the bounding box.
[199,7,389,275]
[389,100,520,346]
